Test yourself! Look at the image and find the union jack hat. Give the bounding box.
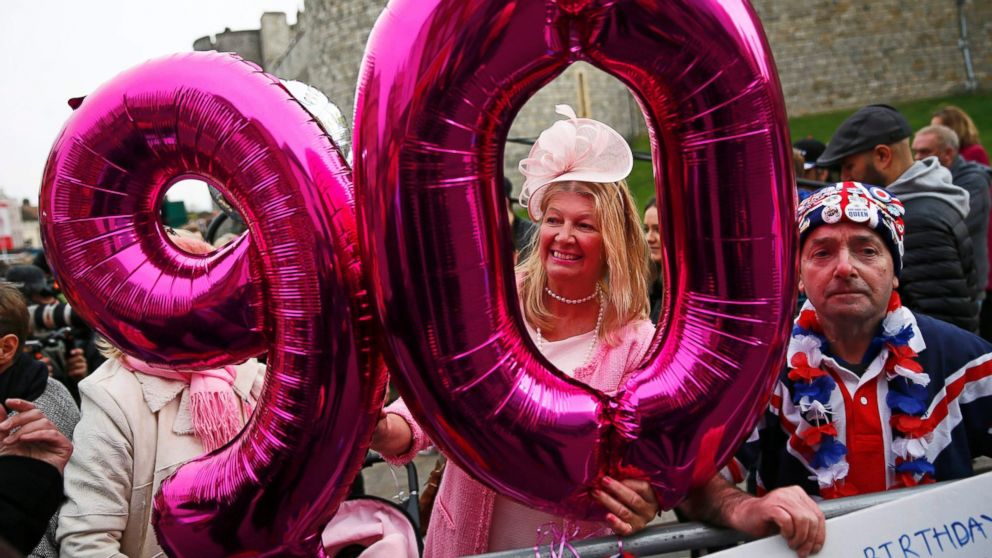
[797,182,906,275]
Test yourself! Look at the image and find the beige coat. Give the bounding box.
[57,358,263,558]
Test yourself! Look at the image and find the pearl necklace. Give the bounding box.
[536,289,606,369]
[544,284,600,304]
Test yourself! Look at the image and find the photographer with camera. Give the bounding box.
[5,265,93,403]
[0,281,78,557]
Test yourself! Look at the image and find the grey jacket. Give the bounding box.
[887,157,979,331]
[950,155,992,293]
[30,378,80,558]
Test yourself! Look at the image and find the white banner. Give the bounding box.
[714,473,992,557]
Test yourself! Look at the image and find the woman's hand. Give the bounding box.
[369,411,414,457]
[592,475,659,536]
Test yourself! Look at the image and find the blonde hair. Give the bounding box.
[932,105,981,148]
[96,335,123,360]
[516,180,649,346]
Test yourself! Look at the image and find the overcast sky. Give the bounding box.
[0,0,303,211]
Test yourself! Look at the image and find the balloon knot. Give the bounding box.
[555,0,593,16]
[605,393,640,441]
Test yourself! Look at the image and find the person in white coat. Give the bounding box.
[57,234,265,558]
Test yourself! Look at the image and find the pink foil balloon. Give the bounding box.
[354,0,795,516]
[40,52,385,556]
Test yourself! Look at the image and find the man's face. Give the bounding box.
[911,132,953,168]
[839,151,888,186]
[799,222,897,328]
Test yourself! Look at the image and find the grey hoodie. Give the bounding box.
[885,156,979,331]
[886,156,970,219]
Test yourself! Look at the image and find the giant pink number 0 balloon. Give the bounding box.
[355,0,795,515]
[40,52,385,556]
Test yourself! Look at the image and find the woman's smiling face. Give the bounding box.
[538,188,605,291]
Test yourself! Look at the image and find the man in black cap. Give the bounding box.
[817,104,979,332]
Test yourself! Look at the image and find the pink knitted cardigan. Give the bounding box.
[385,319,656,558]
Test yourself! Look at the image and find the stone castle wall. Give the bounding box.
[197,0,992,189]
[753,0,992,115]
[193,29,264,67]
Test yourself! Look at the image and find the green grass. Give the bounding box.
[789,93,992,148]
[627,134,657,211]
[625,91,992,213]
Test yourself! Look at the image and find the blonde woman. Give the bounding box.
[370,106,658,557]
[57,234,264,558]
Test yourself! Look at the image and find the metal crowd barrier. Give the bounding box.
[471,482,943,558]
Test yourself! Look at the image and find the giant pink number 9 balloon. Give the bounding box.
[355,0,795,515]
[40,52,385,556]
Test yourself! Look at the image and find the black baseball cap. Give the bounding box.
[817,104,912,168]
[793,138,826,170]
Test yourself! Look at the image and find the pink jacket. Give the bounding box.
[386,319,656,558]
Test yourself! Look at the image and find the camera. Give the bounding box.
[27,302,89,335]
[25,303,90,366]
[24,325,89,403]
[24,327,81,359]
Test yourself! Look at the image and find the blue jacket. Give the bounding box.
[748,312,992,498]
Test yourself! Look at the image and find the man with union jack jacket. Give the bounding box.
[680,182,992,557]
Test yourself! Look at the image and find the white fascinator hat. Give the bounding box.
[517,105,633,220]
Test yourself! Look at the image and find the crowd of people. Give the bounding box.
[1,102,990,558]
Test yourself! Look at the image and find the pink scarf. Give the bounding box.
[121,356,247,452]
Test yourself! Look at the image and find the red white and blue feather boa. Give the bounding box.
[786,292,935,498]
